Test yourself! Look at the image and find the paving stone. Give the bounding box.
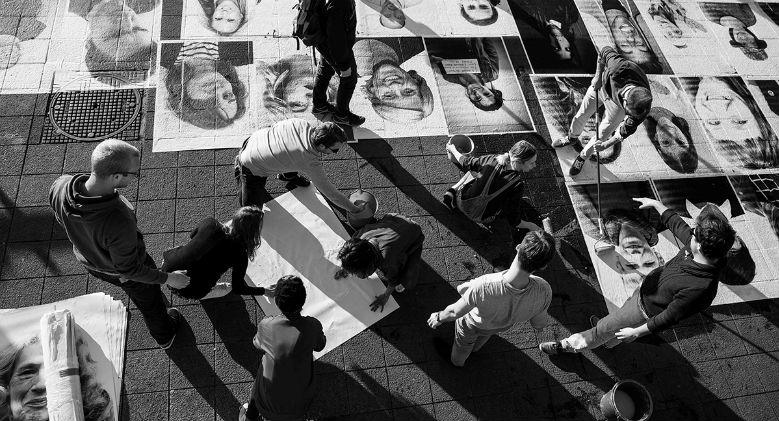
[206,300,257,342]
[0,145,26,175]
[691,359,735,401]
[433,399,478,421]
[314,346,345,374]
[124,391,169,421]
[735,315,779,353]
[702,398,741,420]
[514,386,555,420]
[176,166,215,198]
[0,94,37,116]
[41,274,88,304]
[379,323,430,366]
[343,329,386,370]
[16,173,59,206]
[346,367,391,413]
[0,115,32,145]
[732,394,779,421]
[46,240,87,276]
[178,150,215,167]
[422,154,461,184]
[169,387,215,421]
[749,352,779,392]
[387,364,432,407]
[396,184,449,217]
[444,245,482,281]
[368,186,399,216]
[0,277,42,307]
[138,168,177,200]
[141,139,178,169]
[8,206,53,242]
[22,143,65,174]
[169,344,216,389]
[214,341,258,384]
[126,308,163,351]
[175,197,215,231]
[0,176,19,208]
[392,403,436,420]
[86,273,129,304]
[27,115,44,144]
[675,323,718,362]
[174,304,215,344]
[550,381,607,421]
[124,349,170,393]
[136,199,176,233]
[62,142,95,173]
[214,382,252,421]
[708,321,749,359]
[308,371,349,418]
[0,241,49,280]
[323,158,359,189]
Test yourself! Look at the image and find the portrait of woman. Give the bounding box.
[645,0,706,48]
[686,76,779,170]
[0,336,113,421]
[699,2,768,61]
[601,0,664,73]
[160,41,250,130]
[356,0,443,36]
[194,0,248,35]
[259,53,316,122]
[429,37,503,112]
[457,0,500,26]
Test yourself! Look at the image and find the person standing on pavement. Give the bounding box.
[310,0,366,126]
[427,230,555,367]
[552,46,653,176]
[240,275,326,421]
[539,197,735,355]
[49,139,189,350]
[234,118,369,219]
[335,213,425,312]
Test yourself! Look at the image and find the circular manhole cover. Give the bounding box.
[48,74,142,142]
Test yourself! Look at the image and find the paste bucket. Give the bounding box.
[347,189,378,229]
[448,135,474,155]
[600,380,653,421]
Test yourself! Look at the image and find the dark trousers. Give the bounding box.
[234,155,299,207]
[87,254,174,345]
[500,187,543,246]
[312,46,357,114]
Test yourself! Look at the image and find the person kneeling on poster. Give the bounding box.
[427,230,556,367]
[552,46,653,176]
[240,276,326,421]
[443,140,543,248]
[162,206,276,300]
[336,213,425,312]
[539,197,735,355]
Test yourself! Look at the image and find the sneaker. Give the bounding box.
[312,102,336,116]
[568,155,586,176]
[277,173,311,187]
[332,111,366,126]
[442,189,456,212]
[158,308,182,350]
[238,403,248,421]
[538,341,563,355]
[552,136,578,148]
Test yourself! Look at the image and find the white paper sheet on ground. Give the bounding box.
[245,186,399,359]
[0,293,127,421]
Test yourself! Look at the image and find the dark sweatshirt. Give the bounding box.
[49,174,167,284]
[599,46,651,139]
[322,0,357,71]
[640,209,723,333]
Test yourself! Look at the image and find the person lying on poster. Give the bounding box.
[442,140,543,248]
[699,2,768,61]
[458,0,500,26]
[235,119,370,219]
[349,39,434,122]
[539,197,736,355]
[427,230,555,367]
[429,38,503,112]
[196,0,248,35]
[0,0,44,70]
[69,0,158,73]
[363,0,424,29]
[0,336,114,421]
[162,206,277,301]
[692,77,779,170]
[162,41,250,130]
[552,46,653,176]
[261,54,315,119]
[512,0,585,68]
[646,0,707,48]
[335,213,425,312]
[601,0,663,73]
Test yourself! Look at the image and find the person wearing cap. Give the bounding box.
[539,197,736,355]
[235,118,369,217]
[552,46,653,176]
[336,213,424,312]
[443,140,543,247]
[240,275,326,421]
[427,230,556,366]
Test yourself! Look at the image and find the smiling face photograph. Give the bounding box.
[356,0,445,36]
[443,0,520,36]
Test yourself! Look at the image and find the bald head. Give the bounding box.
[91,139,140,178]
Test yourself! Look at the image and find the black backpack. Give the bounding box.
[293,0,327,47]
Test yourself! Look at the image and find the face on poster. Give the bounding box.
[510,0,597,73]
[425,37,534,134]
[179,0,257,38]
[443,0,520,36]
[154,40,256,151]
[356,0,447,37]
[676,75,779,172]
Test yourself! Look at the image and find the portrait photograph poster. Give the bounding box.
[510,0,598,74]
[153,40,257,152]
[532,74,721,184]
[179,0,259,38]
[0,293,127,421]
[245,186,399,359]
[425,37,534,135]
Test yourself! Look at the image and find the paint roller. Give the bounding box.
[592,87,614,254]
[40,309,86,421]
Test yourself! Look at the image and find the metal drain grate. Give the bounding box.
[42,75,144,144]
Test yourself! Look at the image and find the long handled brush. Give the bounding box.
[592,87,614,253]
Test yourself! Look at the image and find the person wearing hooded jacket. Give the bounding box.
[49,139,190,350]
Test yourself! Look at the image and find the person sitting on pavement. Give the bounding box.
[162,206,276,300]
[235,118,370,218]
[240,275,326,421]
[552,46,653,176]
[443,140,543,247]
[427,230,556,366]
[539,197,735,355]
[335,213,425,312]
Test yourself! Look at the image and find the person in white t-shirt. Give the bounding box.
[427,230,556,366]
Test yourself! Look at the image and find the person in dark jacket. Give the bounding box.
[239,275,326,421]
[49,139,190,350]
[310,0,365,126]
[539,196,736,354]
[162,206,274,300]
[552,46,653,176]
[443,140,542,247]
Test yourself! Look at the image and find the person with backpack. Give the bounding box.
[442,140,543,249]
[295,0,365,126]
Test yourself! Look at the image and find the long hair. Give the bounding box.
[229,206,264,260]
[165,59,248,129]
[644,106,698,173]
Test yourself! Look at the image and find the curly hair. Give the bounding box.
[165,59,248,129]
[695,213,736,261]
[275,275,306,314]
[516,230,556,272]
[336,238,382,279]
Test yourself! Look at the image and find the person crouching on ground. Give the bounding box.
[162,206,276,300]
[427,230,556,367]
[336,213,424,312]
[539,197,735,355]
[240,275,326,421]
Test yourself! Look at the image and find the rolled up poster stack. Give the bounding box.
[40,309,85,421]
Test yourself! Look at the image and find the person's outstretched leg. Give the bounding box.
[552,84,598,148]
[312,47,337,113]
[451,318,479,367]
[332,55,364,126]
